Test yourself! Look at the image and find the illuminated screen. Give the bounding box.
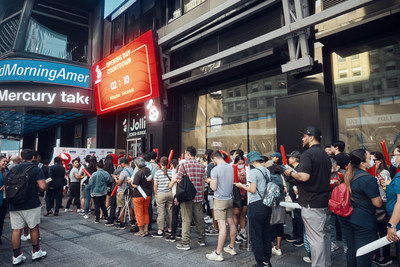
[92,31,160,115]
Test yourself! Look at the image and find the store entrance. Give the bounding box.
[127,138,142,158]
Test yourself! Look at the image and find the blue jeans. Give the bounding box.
[248,200,272,266]
[339,217,376,267]
[85,185,91,214]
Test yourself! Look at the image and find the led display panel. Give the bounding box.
[92,30,160,115]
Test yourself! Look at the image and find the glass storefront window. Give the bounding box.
[168,0,181,22]
[181,91,206,155]
[24,13,88,62]
[333,40,400,152]
[181,71,290,157]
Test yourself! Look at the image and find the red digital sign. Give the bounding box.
[92,30,160,115]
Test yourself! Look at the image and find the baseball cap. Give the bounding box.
[300,126,322,140]
[288,151,301,160]
[270,152,282,158]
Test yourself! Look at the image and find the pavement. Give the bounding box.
[0,198,398,267]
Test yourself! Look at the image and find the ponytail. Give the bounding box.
[344,149,367,200]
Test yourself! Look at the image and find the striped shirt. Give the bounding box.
[177,158,205,203]
[154,169,172,194]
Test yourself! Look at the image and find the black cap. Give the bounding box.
[300,126,322,140]
[288,151,301,160]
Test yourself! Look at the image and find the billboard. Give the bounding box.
[92,30,160,115]
[0,59,89,88]
[0,84,94,111]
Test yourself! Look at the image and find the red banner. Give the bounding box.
[93,30,160,115]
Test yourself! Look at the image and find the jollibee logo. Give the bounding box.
[94,65,102,84]
[146,99,159,121]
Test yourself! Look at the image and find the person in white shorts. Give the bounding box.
[9,149,47,265]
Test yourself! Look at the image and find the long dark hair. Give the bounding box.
[103,155,115,175]
[86,156,97,175]
[204,149,213,164]
[372,152,388,173]
[160,156,169,177]
[234,155,245,164]
[344,149,367,200]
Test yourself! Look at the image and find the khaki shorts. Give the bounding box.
[10,206,42,230]
[117,192,126,208]
[213,198,233,220]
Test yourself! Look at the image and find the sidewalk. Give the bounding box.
[0,198,397,266]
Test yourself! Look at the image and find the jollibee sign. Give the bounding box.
[92,30,160,115]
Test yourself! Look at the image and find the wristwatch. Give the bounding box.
[387,222,397,228]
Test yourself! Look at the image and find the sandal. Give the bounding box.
[134,231,144,237]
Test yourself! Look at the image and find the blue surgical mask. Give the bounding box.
[238,164,244,169]
[391,156,399,168]
[368,158,375,168]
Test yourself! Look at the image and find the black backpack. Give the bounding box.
[176,175,197,202]
[5,165,35,204]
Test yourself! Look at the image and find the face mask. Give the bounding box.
[238,164,244,169]
[367,158,374,169]
[391,156,399,168]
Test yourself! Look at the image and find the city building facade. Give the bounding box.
[0,0,399,159]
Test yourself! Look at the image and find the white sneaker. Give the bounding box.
[32,249,47,261]
[331,242,340,252]
[13,254,26,265]
[223,245,237,255]
[206,250,224,261]
[21,234,30,241]
[272,246,282,256]
[64,208,72,212]
[77,209,84,213]
[83,214,89,219]
[303,256,311,263]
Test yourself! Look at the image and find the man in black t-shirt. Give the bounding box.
[331,141,350,171]
[9,149,47,265]
[284,126,332,267]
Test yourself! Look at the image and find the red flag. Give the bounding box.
[82,168,92,178]
[167,149,174,169]
[379,141,391,166]
[233,164,239,183]
[280,145,288,166]
[111,185,118,197]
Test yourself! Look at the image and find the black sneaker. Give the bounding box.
[376,256,392,266]
[293,239,304,247]
[165,235,176,242]
[130,220,135,227]
[152,232,163,238]
[116,222,126,230]
[286,236,296,242]
[105,220,114,227]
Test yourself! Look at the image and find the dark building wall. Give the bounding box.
[276,91,334,153]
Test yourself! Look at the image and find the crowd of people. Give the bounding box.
[0,125,399,267]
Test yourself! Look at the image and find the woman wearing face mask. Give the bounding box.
[0,156,9,244]
[232,155,248,244]
[338,149,382,267]
[385,145,400,263]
